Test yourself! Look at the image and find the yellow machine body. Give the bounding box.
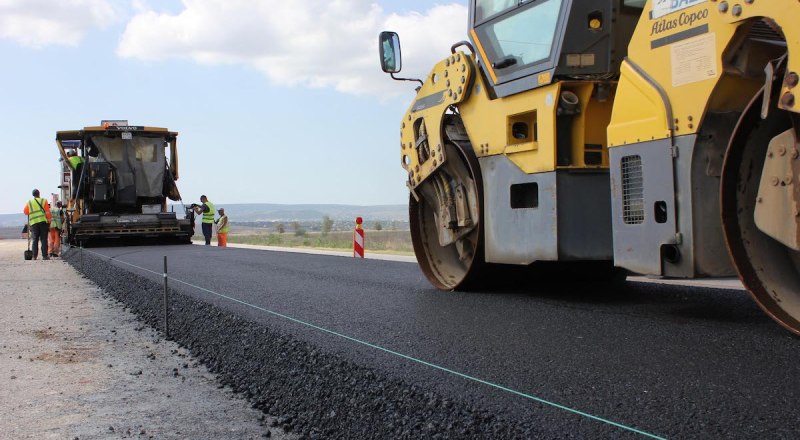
[385,0,800,334]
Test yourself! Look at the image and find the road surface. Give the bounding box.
[75,244,799,439]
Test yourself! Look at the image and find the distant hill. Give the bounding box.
[0,203,408,227]
[0,213,26,228]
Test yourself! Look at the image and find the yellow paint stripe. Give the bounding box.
[470,28,497,84]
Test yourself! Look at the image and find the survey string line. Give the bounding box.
[75,248,667,440]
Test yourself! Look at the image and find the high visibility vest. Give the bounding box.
[68,156,84,170]
[50,208,63,229]
[202,201,215,224]
[27,198,48,225]
[218,215,230,233]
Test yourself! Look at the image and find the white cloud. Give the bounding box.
[117,0,467,96]
[0,0,117,48]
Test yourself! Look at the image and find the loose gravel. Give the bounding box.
[0,240,286,440]
[63,248,548,439]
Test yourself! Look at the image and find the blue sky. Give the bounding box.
[0,0,467,214]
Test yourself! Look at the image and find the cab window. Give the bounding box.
[623,0,646,8]
[475,0,517,22]
[475,0,563,74]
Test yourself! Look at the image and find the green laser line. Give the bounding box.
[80,248,667,439]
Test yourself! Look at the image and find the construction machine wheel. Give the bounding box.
[721,96,800,335]
[410,142,485,290]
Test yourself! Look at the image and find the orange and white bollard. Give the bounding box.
[353,217,365,258]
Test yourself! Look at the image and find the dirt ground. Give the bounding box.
[0,239,290,440]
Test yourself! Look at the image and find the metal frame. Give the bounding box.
[609,138,678,275]
[480,155,613,264]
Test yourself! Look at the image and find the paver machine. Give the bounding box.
[56,121,194,245]
[380,0,800,334]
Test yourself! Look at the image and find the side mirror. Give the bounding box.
[379,31,402,74]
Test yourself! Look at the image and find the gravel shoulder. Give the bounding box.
[0,239,288,440]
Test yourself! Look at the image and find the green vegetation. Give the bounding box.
[291,221,306,237]
[321,215,334,236]
[229,229,414,255]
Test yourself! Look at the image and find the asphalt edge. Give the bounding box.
[62,247,546,439]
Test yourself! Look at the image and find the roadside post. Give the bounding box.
[163,256,169,337]
[353,217,365,258]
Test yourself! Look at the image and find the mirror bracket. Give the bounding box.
[391,73,424,87]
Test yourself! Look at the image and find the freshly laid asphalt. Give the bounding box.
[80,244,799,439]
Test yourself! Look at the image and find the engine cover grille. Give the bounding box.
[621,155,644,225]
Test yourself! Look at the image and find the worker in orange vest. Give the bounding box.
[215,208,229,247]
[23,189,53,260]
[48,201,65,257]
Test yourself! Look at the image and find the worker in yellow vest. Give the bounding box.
[23,189,52,260]
[215,208,229,247]
[66,150,85,199]
[193,195,215,245]
[48,201,65,257]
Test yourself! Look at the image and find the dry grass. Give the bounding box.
[229,229,414,255]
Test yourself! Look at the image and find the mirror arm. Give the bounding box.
[391,73,424,87]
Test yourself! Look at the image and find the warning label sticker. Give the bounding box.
[671,32,717,87]
[652,0,707,19]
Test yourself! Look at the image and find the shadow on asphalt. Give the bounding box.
[435,262,779,333]
[68,237,195,248]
